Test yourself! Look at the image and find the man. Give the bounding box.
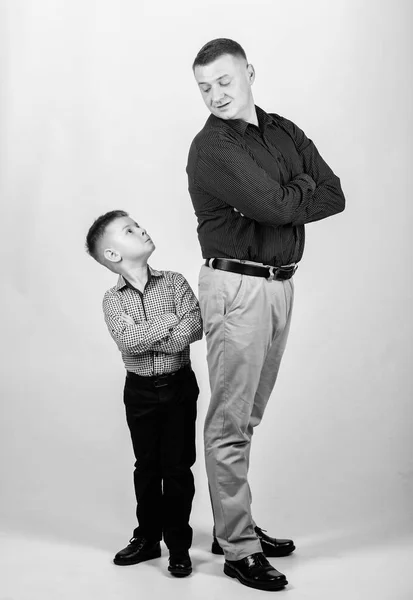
[187,38,345,591]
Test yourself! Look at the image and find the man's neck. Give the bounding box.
[119,263,149,292]
[244,103,258,127]
[233,98,258,127]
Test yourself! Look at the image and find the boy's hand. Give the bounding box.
[120,313,134,326]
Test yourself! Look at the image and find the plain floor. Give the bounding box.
[1,527,412,600]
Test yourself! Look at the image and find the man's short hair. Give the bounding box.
[85,209,128,261]
[192,38,247,70]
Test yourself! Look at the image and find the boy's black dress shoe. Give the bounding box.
[224,552,287,591]
[168,550,192,577]
[212,526,295,557]
[113,537,161,566]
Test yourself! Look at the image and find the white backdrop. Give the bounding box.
[0,0,412,552]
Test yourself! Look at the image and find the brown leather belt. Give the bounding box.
[204,258,298,280]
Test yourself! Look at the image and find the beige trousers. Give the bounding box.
[198,264,294,561]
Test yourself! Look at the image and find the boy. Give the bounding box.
[85,210,202,577]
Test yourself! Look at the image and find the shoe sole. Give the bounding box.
[212,544,296,558]
[113,548,161,566]
[263,545,296,557]
[168,566,192,578]
[224,563,288,591]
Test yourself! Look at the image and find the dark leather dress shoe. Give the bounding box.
[212,526,295,557]
[113,537,161,566]
[224,552,287,591]
[168,550,192,577]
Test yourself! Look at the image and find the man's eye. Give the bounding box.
[201,88,210,94]
[127,228,132,233]
[220,82,230,87]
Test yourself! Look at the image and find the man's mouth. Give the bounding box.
[215,101,231,110]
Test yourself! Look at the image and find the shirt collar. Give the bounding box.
[115,265,163,291]
[209,105,274,136]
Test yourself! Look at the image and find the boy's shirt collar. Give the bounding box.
[115,265,163,291]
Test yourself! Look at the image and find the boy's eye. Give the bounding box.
[220,82,230,86]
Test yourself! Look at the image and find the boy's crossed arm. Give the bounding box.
[103,273,202,356]
[103,291,179,355]
[152,273,203,354]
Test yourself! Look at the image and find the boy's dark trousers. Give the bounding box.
[123,363,198,552]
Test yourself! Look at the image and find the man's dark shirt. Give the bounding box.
[186,105,345,266]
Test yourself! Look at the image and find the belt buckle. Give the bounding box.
[268,263,298,281]
[267,266,278,281]
[153,375,169,388]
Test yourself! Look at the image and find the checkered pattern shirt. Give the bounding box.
[102,266,203,376]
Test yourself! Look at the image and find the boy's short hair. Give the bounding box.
[86,209,128,262]
[192,38,247,70]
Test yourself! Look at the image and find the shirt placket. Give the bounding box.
[143,284,164,376]
[252,125,291,265]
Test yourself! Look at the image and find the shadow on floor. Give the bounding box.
[1,513,412,563]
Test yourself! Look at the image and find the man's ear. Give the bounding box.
[247,63,255,85]
[104,248,121,263]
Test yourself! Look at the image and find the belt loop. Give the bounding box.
[208,258,216,269]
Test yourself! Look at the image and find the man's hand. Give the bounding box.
[120,313,135,326]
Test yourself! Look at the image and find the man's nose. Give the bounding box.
[211,86,224,104]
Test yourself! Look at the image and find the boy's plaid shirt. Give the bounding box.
[103,266,203,376]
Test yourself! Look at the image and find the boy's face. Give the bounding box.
[102,216,155,264]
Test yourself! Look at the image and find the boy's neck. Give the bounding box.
[119,262,149,292]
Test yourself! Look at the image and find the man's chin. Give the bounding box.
[212,108,235,120]
[211,106,236,120]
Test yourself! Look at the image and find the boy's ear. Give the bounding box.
[103,248,121,263]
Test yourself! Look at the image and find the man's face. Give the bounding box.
[194,53,254,121]
[103,216,155,263]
